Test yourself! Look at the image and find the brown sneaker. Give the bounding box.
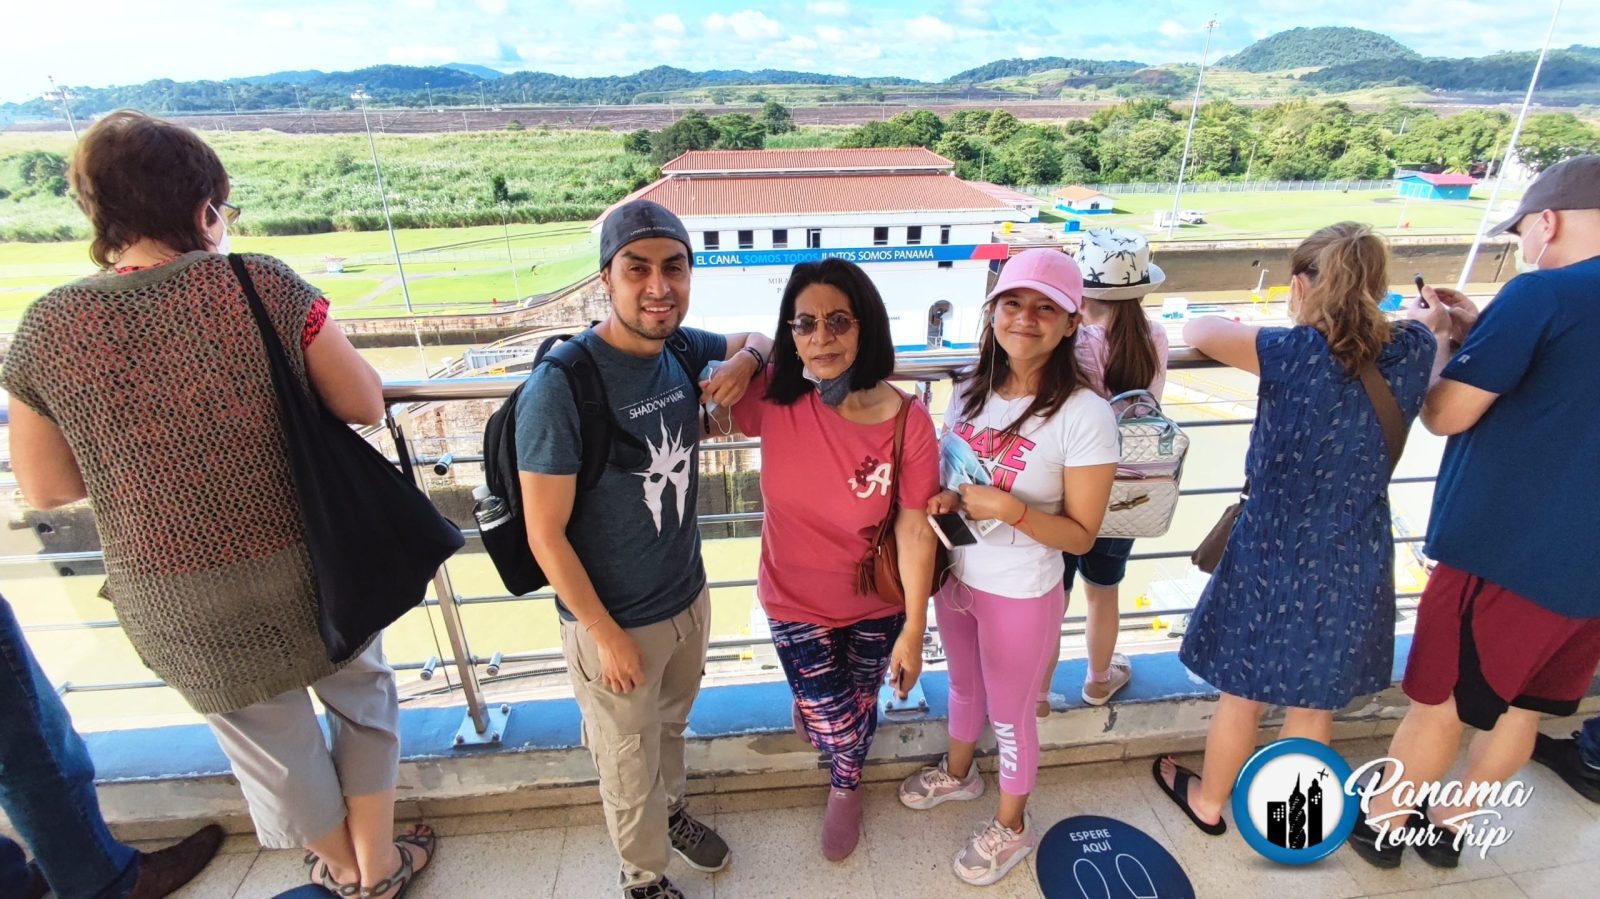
[127,823,225,899]
[1082,653,1132,706]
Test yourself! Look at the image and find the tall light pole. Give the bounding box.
[425,81,434,109]
[354,87,428,373]
[45,76,78,139]
[502,208,521,302]
[227,83,239,115]
[1167,18,1220,239]
[478,83,488,110]
[1458,0,1564,290]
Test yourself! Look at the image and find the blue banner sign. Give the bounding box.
[693,243,1009,268]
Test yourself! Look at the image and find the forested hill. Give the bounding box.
[1304,48,1600,92]
[2,64,917,117]
[1218,27,1418,72]
[944,58,1146,83]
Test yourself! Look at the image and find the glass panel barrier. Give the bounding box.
[1,349,1446,738]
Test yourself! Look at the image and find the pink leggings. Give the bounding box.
[935,577,1066,796]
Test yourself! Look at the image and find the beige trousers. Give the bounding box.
[562,588,710,887]
[204,638,400,849]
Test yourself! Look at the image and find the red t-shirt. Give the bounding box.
[732,370,940,627]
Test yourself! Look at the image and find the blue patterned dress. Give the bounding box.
[1180,321,1436,709]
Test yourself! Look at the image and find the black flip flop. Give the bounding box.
[1151,755,1227,836]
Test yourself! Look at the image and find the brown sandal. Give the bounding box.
[362,826,437,899]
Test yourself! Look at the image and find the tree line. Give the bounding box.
[623,99,1599,186]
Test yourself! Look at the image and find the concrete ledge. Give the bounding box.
[40,637,1600,843]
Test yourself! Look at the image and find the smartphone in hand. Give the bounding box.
[1414,273,1429,308]
[928,512,978,551]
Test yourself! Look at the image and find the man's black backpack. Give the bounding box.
[479,330,696,596]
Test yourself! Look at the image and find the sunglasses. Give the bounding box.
[788,312,857,337]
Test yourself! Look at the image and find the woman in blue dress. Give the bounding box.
[1152,222,1437,835]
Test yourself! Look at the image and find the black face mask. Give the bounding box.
[803,362,856,406]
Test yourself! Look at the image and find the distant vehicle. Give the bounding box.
[1178,210,1206,224]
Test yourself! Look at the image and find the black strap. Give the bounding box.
[1358,362,1408,474]
[228,254,413,475]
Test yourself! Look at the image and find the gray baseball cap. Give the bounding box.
[599,199,694,270]
[1487,154,1600,236]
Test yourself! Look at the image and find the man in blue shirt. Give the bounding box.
[1349,155,1600,870]
[518,200,772,899]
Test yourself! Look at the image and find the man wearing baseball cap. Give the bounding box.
[517,200,773,897]
[1351,156,1600,870]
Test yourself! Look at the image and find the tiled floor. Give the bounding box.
[155,730,1600,899]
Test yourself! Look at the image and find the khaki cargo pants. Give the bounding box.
[562,587,710,888]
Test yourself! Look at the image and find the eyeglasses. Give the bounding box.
[788,312,857,337]
[217,202,241,226]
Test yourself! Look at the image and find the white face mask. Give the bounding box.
[1516,237,1550,275]
[208,204,231,255]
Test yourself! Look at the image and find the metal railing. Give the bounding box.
[5,347,1440,745]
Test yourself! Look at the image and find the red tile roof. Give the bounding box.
[618,173,1012,218]
[1408,172,1478,187]
[1053,185,1113,201]
[660,148,953,174]
[969,181,1044,207]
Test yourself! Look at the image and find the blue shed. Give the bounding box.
[1397,172,1478,201]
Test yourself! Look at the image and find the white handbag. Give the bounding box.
[1099,390,1189,539]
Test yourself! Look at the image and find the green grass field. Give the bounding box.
[0,185,1517,325]
[0,221,599,322]
[1040,187,1521,243]
[0,128,642,241]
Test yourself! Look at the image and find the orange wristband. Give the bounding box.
[1010,504,1028,528]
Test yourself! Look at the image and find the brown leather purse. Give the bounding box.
[857,391,914,606]
[1191,361,1409,574]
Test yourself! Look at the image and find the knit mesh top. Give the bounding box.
[2,251,357,714]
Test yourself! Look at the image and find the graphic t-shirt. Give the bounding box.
[515,327,727,628]
[732,370,940,627]
[944,382,1120,597]
[1426,256,1600,618]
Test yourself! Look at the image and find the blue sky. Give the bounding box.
[4,0,1591,103]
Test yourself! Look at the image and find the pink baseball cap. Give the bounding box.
[986,248,1083,313]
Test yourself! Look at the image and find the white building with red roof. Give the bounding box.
[594,148,1032,349]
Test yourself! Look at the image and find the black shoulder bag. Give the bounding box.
[230,255,465,663]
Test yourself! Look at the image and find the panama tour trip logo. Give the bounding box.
[1235,739,1527,865]
[1233,738,1356,864]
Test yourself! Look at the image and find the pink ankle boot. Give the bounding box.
[821,785,865,860]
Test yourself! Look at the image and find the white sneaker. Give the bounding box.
[899,755,986,810]
[953,814,1036,886]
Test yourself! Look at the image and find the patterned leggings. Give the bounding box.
[769,613,905,790]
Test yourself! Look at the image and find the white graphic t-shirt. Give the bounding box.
[944,382,1120,597]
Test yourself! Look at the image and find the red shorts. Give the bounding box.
[1402,563,1600,730]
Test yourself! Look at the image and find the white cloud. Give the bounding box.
[907,15,956,43]
[780,35,820,53]
[1015,43,1046,58]
[806,0,850,15]
[815,25,850,44]
[474,0,507,13]
[955,0,993,26]
[706,10,783,41]
[652,14,686,34]
[398,0,435,9]
[1159,20,1190,38]
[263,11,297,29]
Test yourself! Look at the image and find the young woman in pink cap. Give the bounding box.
[898,248,1119,886]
